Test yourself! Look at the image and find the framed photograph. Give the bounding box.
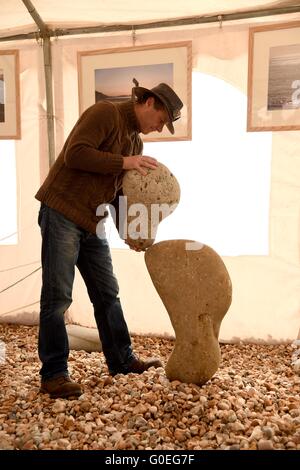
[247,21,300,131]
[78,42,192,141]
[0,50,21,139]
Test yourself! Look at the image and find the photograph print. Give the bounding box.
[95,63,173,103]
[268,43,300,111]
[0,50,20,139]
[248,21,300,131]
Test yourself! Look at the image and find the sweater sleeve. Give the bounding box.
[64,102,124,175]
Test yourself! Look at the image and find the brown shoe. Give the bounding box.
[125,357,163,374]
[40,375,82,399]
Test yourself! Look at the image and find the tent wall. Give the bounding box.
[0,18,299,342]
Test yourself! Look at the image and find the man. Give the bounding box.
[35,80,183,399]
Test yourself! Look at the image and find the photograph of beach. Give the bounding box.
[95,63,173,103]
[0,70,4,123]
[267,43,300,110]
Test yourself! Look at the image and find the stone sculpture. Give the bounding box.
[121,162,180,250]
[67,163,232,386]
[145,240,232,385]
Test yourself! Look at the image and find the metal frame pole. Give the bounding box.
[21,0,55,166]
[0,3,298,42]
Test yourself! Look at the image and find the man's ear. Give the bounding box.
[146,96,155,108]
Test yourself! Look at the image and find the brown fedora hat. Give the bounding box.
[132,81,183,134]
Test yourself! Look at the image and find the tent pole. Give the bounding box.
[21,0,47,34]
[53,4,300,37]
[42,37,55,167]
[21,0,55,167]
[1,4,300,42]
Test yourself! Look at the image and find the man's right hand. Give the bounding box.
[123,155,158,176]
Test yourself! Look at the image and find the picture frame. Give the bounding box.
[78,42,192,142]
[247,21,300,132]
[0,50,21,139]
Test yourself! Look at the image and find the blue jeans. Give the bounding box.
[38,204,135,380]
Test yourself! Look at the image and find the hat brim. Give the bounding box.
[133,86,175,135]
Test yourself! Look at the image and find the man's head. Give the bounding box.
[132,82,183,135]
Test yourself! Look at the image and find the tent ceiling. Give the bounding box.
[1,0,300,35]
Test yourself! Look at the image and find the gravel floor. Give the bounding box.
[0,324,299,450]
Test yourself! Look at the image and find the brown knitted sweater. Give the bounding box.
[35,100,143,233]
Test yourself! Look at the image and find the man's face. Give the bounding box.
[138,97,169,135]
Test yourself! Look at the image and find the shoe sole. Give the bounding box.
[40,388,82,399]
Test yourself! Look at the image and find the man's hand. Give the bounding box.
[123,155,158,176]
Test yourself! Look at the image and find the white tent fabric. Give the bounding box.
[0,1,300,343]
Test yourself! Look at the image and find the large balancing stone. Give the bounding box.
[145,240,232,385]
[122,162,180,250]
